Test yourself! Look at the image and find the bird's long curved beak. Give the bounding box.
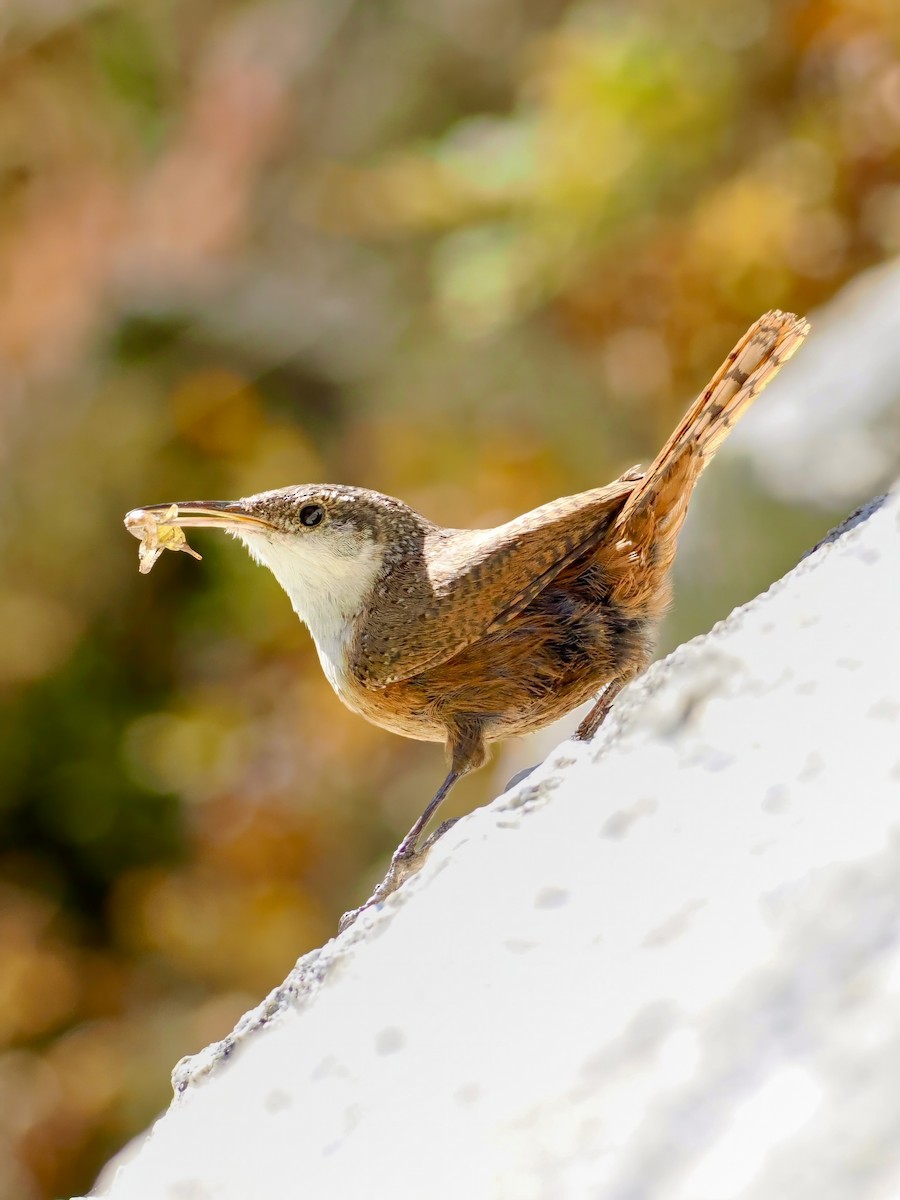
[124,500,276,533]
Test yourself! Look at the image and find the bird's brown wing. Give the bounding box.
[350,474,638,688]
[351,311,809,691]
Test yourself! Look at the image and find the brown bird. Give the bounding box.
[126,310,808,924]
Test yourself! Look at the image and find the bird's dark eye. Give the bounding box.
[299,504,325,528]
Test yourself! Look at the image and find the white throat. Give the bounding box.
[235,529,382,694]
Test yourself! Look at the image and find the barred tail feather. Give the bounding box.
[615,310,809,530]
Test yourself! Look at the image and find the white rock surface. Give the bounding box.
[87,487,900,1200]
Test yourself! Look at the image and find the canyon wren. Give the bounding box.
[125,310,808,925]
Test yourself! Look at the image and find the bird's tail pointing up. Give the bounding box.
[614,310,809,530]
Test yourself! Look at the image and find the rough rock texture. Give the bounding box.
[87,485,900,1200]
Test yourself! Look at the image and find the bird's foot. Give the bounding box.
[337,845,425,933]
[337,818,460,933]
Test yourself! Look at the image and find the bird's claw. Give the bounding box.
[337,843,424,932]
[337,818,461,933]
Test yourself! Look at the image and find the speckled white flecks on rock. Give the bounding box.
[88,489,900,1200]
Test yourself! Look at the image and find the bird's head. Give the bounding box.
[125,485,427,641]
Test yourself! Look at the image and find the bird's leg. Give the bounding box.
[339,720,487,932]
[338,768,463,932]
[574,668,639,743]
[393,768,461,861]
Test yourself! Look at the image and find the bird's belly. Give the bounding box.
[484,674,606,739]
[319,647,447,743]
[316,587,655,747]
[311,626,445,742]
[340,679,447,742]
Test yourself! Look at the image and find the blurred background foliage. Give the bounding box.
[1,0,899,1195]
